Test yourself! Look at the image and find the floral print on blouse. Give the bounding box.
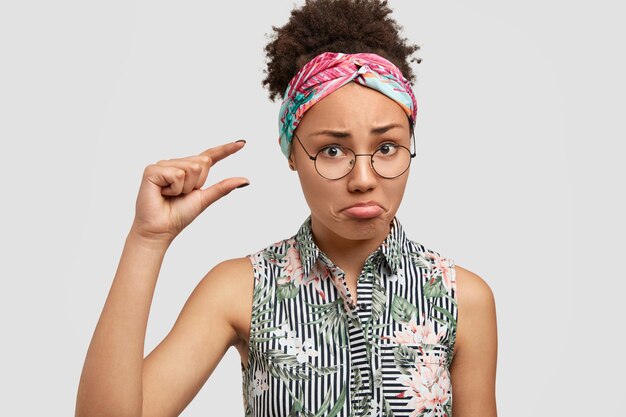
[242,215,457,417]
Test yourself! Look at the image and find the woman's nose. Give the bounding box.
[346,154,377,192]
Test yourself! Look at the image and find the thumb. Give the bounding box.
[198,177,250,212]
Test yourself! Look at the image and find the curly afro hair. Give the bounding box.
[262,0,421,102]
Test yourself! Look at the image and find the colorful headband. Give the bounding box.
[278,51,418,159]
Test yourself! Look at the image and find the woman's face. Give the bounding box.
[290,82,412,244]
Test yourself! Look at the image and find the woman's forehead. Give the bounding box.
[298,85,410,134]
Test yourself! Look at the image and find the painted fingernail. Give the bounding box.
[234,139,246,144]
[236,182,250,189]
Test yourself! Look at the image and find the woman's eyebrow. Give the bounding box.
[371,123,404,134]
[310,123,404,138]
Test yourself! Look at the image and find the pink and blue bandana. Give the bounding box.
[278,51,418,159]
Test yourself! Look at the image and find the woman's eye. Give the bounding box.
[319,145,346,158]
[377,143,398,156]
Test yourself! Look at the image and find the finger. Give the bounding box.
[156,158,204,194]
[145,165,186,196]
[199,139,246,166]
[198,177,250,212]
[194,155,211,189]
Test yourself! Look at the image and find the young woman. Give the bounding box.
[76,1,497,416]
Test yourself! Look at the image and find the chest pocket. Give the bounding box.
[377,341,452,415]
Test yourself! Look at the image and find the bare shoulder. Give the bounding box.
[453,265,497,355]
[197,256,254,344]
[202,256,253,291]
[449,264,498,416]
[454,265,496,315]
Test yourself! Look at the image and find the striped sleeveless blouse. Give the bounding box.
[241,215,458,417]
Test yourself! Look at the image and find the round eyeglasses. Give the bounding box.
[293,132,417,180]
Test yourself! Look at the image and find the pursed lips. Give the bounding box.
[338,202,386,220]
[342,201,383,210]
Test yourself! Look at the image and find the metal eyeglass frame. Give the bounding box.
[292,130,417,180]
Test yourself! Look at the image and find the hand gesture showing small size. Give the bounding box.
[131,140,249,244]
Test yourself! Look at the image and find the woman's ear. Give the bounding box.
[288,153,296,171]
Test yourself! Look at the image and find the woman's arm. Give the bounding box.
[450,265,498,417]
[140,255,253,417]
[75,140,250,417]
[75,230,169,417]
[75,236,253,417]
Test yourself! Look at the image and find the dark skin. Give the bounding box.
[76,83,497,417]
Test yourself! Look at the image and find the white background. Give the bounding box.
[1,0,624,415]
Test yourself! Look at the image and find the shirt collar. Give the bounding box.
[294,214,410,280]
